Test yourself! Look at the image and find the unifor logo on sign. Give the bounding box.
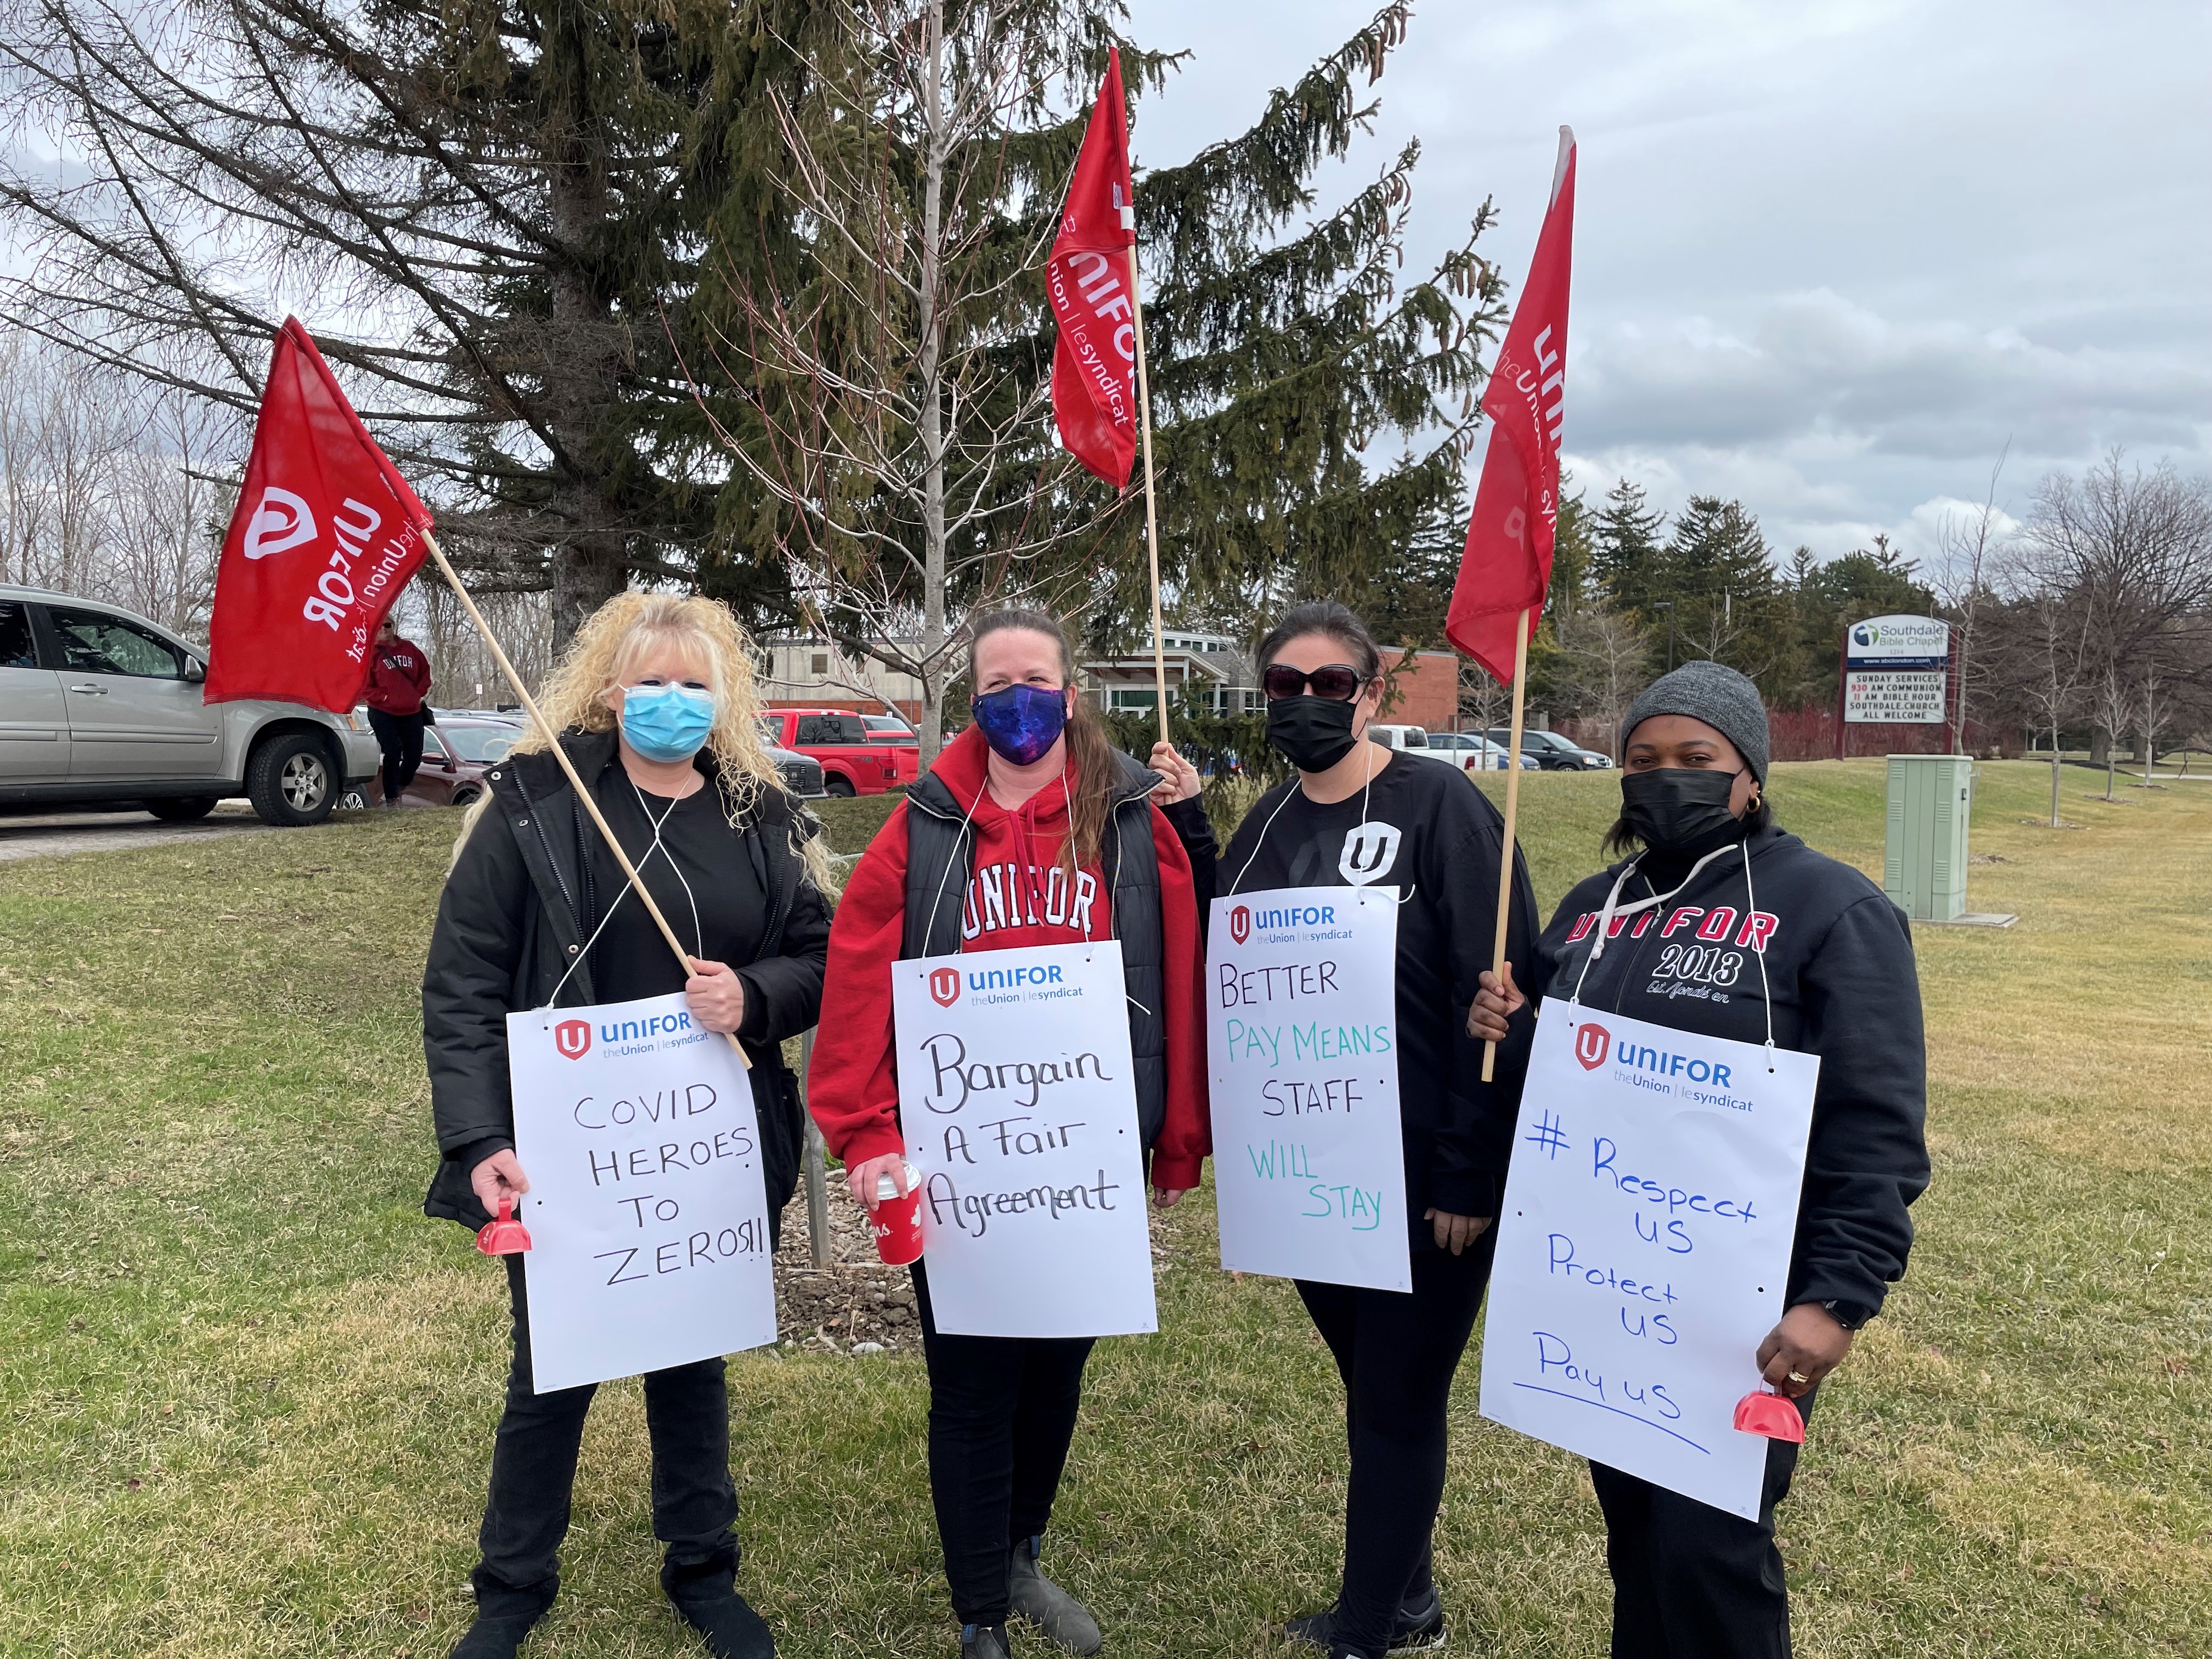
[554,1018,592,1060]
[1574,1021,1611,1071]
[1228,904,1251,945]
[929,966,962,1007]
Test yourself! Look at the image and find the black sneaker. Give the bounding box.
[962,1623,1013,1659]
[1283,1585,1446,1655]
[447,1612,541,1659]
[669,1587,775,1659]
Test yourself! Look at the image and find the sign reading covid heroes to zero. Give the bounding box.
[507,991,777,1393]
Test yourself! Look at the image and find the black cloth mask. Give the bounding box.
[1266,695,1361,774]
[1620,765,1748,855]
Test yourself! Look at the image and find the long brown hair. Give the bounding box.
[968,608,1116,877]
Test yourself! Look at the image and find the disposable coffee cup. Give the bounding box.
[871,1163,924,1266]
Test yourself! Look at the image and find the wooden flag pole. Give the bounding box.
[1126,246,1171,746]
[1480,606,1532,1083]
[421,532,751,1070]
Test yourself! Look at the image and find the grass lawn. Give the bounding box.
[1,761,2206,1658]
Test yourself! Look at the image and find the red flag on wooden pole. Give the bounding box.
[1449,128,1577,1083]
[1446,127,1577,685]
[204,319,434,710]
[1047,49,1139,489]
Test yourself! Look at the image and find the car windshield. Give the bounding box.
[442,725,517,763]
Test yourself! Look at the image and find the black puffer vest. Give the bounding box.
[900,749,1169,1146]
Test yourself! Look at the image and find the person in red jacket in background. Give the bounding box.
[808,608,1211,1659]
[365,612,433,807]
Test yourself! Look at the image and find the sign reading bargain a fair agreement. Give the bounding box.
[507,992,777,1393]
[1207,886,1408,1293]
[1479,1002,1817,1520]
[893,940,1155,1339]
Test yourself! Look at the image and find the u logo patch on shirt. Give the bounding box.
[1338,821,1403,885]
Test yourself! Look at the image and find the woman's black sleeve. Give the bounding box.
[1791,894,1931,1315]
[1159,794,1218,943]
[737,871,831,1046]
[422,814,531,1164]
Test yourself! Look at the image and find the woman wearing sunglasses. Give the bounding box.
[1196,601,1539,1659]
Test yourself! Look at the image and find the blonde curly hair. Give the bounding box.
[454,592,840,900]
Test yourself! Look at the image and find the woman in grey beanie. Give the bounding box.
[1468,660,1929,1659]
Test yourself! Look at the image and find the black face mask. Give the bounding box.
[1620,765,1748,853]
[1266,695,1361,774]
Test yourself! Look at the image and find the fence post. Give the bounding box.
[799,1026,831,1268]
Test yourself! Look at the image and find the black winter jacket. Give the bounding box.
[1530,823,1929,1317]
[420,729,831,1238]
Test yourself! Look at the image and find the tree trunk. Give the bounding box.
[2049,719,2062,827]
[914,0,950,766]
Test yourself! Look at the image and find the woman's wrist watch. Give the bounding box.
[1820,1298,1876,1331]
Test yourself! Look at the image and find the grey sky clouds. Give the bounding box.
[1122,0,2211,565]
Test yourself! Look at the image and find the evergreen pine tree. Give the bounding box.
[1593,477,1667,611]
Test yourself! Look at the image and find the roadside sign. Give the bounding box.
[1842,614,1950,730]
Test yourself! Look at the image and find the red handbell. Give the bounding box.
[476,1195,533,1256]
[1732,1389,1806,1442]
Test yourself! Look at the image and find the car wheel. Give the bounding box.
[451,785,483,808]
[246,732,339,827]
[340,788,370,810]
[146,797,219,822]
[823,775,857,798]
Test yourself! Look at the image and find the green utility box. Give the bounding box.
[1884,755,1972,922]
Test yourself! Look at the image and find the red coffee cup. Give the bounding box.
[870,1164,924,1266]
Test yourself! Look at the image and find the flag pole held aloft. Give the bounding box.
[1444,128,1577,1082]
[1049,48,1169,743]
[209,319,748,1070]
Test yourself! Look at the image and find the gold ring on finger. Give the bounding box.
[1787,1370,1809,1385]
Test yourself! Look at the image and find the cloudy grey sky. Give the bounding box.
[1122,0,2211,567]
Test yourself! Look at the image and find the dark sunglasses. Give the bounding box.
[1262,662,1367,702]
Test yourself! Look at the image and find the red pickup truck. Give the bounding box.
[756,708,918,795]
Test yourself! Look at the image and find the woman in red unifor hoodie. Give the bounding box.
[808,608,1211,1659]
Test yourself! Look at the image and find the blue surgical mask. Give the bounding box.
[970,683,1068,766]
[620,682,716,763]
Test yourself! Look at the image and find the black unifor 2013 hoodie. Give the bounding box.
[1528,822,1929,1318]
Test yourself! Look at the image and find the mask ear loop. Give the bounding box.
[1742,838,1776,1073]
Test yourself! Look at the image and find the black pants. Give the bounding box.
[913,1260,1096,1627]
[1295,1233,1497,1659]
[366,706,426,802]
[470,1254,740,1620]
[1589,1387,1815,1659]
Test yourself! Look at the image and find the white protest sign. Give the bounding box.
[507,993,777,1392]
[1207,887,1409,1293]
[1479,1001,1818,1520]
[893,940,1155,1339]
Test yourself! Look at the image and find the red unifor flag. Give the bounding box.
[204,318,434,710]
[1047,48,1139,488]
[1447,127,1577,685]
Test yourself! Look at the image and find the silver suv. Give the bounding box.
[0,585,380,826]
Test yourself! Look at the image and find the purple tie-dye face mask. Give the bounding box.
[970,682,1068,766]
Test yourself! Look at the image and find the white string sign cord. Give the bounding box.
[543,781,704,1012]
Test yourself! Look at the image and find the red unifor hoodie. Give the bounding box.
[808,724,1211,1192]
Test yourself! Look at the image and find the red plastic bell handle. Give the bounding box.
[1732,1389,1805,1442]
[477,1194,533,1256]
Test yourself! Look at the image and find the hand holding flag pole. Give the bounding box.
[1049,48,1169,744]
[207,320,748,1067]
[1445,128,1577,1082]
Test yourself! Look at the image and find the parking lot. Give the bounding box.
[0,802,277,863]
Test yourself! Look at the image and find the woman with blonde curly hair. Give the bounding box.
[422,592,831,1659]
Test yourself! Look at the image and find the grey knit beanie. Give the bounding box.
[1621,660,1771,782]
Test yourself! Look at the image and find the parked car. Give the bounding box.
[755,707,908,796]
[0,584,379,826]
[1370,724,1539,772]
[370,713,522,809]
[1483,727,1615,770]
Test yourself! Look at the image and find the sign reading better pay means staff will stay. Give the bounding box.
[1480,1001,1817,1521]
[507,992,778,1393]
[893,940,1156,1339]
[1208,887,1409,1293]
